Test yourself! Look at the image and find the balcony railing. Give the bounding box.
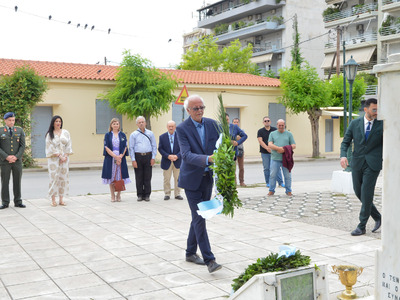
[365,85,378,95]
[379,24,400,36]
[325,32,378,49]
[383,0,400,5]
[323,3,378,23]
[253,40,282,53]
[324,61,377,75]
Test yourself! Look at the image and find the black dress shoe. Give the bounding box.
[15,203,26,208]
[175,195,183,200]
[137,197,143,202]
[351,227,366,236]
[164,196,170,200]
[372,219,381,233]
[0,205,9,209]
[207,260,222,273]
[144,197,150,202]
[186,254,206,265]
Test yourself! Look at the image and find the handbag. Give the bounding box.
[112,165,126,192]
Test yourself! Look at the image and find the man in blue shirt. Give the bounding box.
[129,116,157,201]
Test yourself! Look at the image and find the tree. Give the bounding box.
[328,74,366,112]
[291,14,303,68]
[179,36,259,74]
[102,51,178,129]
[0,66,48,167]
[279,63,331,158]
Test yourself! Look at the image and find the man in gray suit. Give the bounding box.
[340,98,382,236]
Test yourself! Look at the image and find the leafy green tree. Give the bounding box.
[279,63,331,158]
[291,15,303,68]
[102,51,178,129]
[328,74,366,112]
[179,35,222,71]
[179,36,259,74]
[0,66,48,167]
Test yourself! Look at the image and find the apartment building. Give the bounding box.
[189,0,326,76]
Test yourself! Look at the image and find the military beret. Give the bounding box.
[4,112,15,119]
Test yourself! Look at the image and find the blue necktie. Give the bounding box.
[365,121,371,141]
[197,123,205,148]
[170,135,174,152]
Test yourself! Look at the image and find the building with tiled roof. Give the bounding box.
[0,58,341,161]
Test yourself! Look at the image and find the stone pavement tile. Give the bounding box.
[47,233,91,248]
[54,273,105,291]
[20,293,69,300]
[294,240,331,251]
[135,261,183,276]
[171,282,228,299]
[108,245,149,258]
[1,269,50,286]
[65,284,122,300]
[215,240,252,252]
[0,281,11,300]
[211,277,235,296]
[27,247,71,260]
[312,246,358,259]
[84,257,133,272]
[126,289,183,300]
[270,233,309,244]
[139,241,182,254]
[122,253,164,267]
[212,250,247,265]
[68,248,116,263]
[155,249,185,261]
[0,260,39,275]
[0,237,18,247]
[151,271,203,288]
[188,265,238,281]
[35,254,80,269]
[95,266,143,283]
[337,242,380,256]
[110,277,164,297]
[44,263,92,279]
[7,280,61,299]
[87,235,135,251]
[312,236,349,246]
[242,238,282,252]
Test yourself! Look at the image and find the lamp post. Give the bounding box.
[343,55,359,171]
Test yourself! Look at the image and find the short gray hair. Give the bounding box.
[184,95,205,110]
[136,116,145,123]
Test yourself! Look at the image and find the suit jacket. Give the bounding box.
[229,124,247,157]
[101,131,129,179]
[176,117,220,191]
[0,126,25,165]
[158,131,181,170]
[340,117,383,172]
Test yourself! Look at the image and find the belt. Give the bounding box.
[135,152,151,156]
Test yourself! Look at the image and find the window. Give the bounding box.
[95,99,123,134]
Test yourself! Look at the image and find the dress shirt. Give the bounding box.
[129,129,157,161]
[169,133,174,152]
[191,118,209,166]
[364,116,374,133]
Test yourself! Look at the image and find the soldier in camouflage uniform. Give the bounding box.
[0,112,26,209]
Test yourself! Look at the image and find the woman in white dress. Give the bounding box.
[45,116,73,206]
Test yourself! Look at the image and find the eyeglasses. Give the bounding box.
[371,109,377,113]
[190,106,206,111]
[263,120,270,122]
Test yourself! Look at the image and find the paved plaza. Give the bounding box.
[0,178,381,299]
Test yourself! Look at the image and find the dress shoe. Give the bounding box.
[15,203,26,208]
[0,205,9,209]
[137,197,143,202]
[351,227,366,236]
[372,219,381,233]
[286,192,293,196]
[207,260,222,273]
[186,254,206,265]
[164,196,170,201]
[268,191,274,196]
[175,195,183,200]
[144,197,150,202]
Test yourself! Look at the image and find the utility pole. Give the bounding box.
[336,26,341,76]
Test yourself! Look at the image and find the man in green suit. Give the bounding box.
[0,112,26,209]
[340,98,382,236]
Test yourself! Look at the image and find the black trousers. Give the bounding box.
[134,153,152,198]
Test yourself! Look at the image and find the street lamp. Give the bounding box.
[343,55,359,172]
[344,56,359,124]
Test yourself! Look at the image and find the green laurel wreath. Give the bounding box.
[210,94,242,217]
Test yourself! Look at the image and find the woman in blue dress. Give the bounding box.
[101,118,130,202]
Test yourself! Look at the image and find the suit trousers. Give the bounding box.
[236,155,244,184]
[1,161,23,205]
[352,161,381,230]
[134,153,152,198]
[185,172,215,265]
[163,163,180,197]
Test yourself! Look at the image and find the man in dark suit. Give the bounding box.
[158,120,183,201]
[176,94,222,273]
[0,112,26,209]
[340,98,383,236]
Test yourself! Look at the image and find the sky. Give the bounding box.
[0,0,207,68]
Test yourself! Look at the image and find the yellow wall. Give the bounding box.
[36,78,341,162]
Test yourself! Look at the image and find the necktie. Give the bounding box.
[170,135,174,152]
[197,123,205,147]
[365,121,371,141]
[9,128,12,136]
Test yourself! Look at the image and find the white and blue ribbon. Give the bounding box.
[277,245,297,258]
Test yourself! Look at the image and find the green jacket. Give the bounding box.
[0,126,26,164]
[340,117,383,172]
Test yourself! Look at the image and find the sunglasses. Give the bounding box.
[190,106,206,111]
[263,120,270,122]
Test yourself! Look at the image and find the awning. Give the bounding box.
[321,46,376,69]
[322,110,358,117]
[251,53,273,64]
[326,0,346,4]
